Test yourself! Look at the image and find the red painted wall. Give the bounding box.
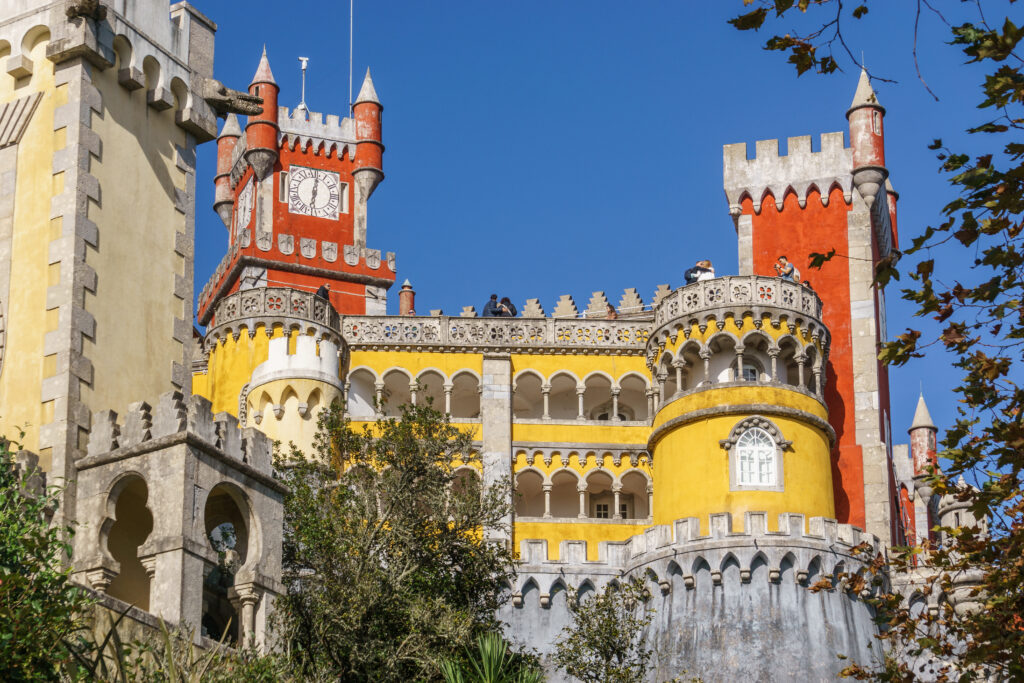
[743,186,866,528]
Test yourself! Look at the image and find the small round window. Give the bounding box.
[736,427,775,486]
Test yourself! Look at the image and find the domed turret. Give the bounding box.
[213,114,241,228]
[352,68,384,248]
[847,68,888,208]
[245,47,280,180]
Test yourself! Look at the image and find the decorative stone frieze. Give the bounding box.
[207,287,343,347]
[341,315,650,355]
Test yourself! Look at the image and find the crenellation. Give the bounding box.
[87,410,120,457]
[552,295,578,319]
[120,401,153,447]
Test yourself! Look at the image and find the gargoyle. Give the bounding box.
[66,0,107,21]
[201,77,264,117]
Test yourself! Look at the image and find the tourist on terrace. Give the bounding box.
[482,294,502,317]
[774,255,800,282]
[498,296,517,317]
[606,303,618,320]
[684,259,715,284]
[315,283,331,301]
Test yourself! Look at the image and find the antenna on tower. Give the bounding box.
[348,0,354,110]
[297,56,309,118]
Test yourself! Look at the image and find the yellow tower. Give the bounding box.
[647,276,835,529]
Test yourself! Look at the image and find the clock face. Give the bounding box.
[288,166,341,219]
[236,178,254,233]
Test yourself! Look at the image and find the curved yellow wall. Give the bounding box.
[651,385,833,532]
[247,377,342,457]
[197,324,291,416]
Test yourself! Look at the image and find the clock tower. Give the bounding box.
[198,51,395,325]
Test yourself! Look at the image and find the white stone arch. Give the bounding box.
[513,468,546,515]
[619,469,651,519]
[513,369,544,419]
[719,415,791,492]
[582,371,614,420]
[671,340,703,392]
[141,54,162,92]
[345,366,378,418]
[705,331,741,383]
[170,75,191,113]
[414,367,446,411]
[735,329,774,382]
[583,468,615,519]
[617,372,650,421]
[656,349,677,401]
[549,468,581,518]
[547,371,580,421]
[449,369,481,419]
[20,24,50,55]
[776,334,804,386]
[451,466,480,497]
[381,367,413,416]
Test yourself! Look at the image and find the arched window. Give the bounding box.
[736,427,775,485]
[720,416,789,491]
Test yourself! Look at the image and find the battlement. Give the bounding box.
[455,286,667,320]
[248,335,344,391]
[723,133,853,214]
[278,106,357,159]
[81,391,273,477]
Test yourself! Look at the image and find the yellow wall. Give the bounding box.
[0,36,61,458]
[82,64,188,418]
[651,385,834,532]
[510,353,648,384]
[349,349,482,378]
[514,521,649,561]
[198,324,283,415]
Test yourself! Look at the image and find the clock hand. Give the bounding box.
[310,175,318,206]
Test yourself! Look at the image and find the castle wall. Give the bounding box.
[501,512,882,682]
[81,61,191,419]
[0,32,60,458]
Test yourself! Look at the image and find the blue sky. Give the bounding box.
[189,1,1010,448]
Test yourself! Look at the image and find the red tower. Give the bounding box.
[198,51,396,324]
[723,69,901,544]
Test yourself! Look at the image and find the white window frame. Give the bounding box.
[719,416,790,492]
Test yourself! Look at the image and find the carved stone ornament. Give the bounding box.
[387,251,397,272]
[278,233,294,255]
[718,415,793,451]
[322,241,338,262]
[199,77,263,117]
[239,228,251,248]
[300,237,316,259]
[255,231,272,251]
[343,244,359,266]
[365,249,381,269]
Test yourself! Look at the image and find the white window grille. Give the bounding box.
[736,427,776,486]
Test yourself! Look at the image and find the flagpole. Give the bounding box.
[348,0,354,111]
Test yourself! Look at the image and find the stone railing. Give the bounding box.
[340,316,650,354]
[654,276,823,327]
[208,287,341,337]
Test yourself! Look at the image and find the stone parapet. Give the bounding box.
[80,390,279,484]
[206,286,343,345]
[341,315,650,355]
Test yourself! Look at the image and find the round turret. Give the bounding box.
[645,276,835,529]
[847,68,887,207]
[245,47,280,180]
[213,114,241,229]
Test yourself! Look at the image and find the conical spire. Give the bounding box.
[910,393,936,431]
[218,113,241,138]
[849,67,882,110]
[354,67,380,105]
[251,45,277,86]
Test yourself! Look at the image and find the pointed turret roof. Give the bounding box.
[250,45,277,86]
[849,67,883,112]
[354,68,380,105]
[910,393,937,431]
[218,113,242,138]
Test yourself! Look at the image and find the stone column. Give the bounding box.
[656,372,667,405]
[768,349,779,381]
[480,354,513,542]
[796,354,806,387]
[611,388,621,422]
[673,362,683,394]
[734,345,745,381]
[229,582,261,645]
[700,349,711,384]
[409,380,418,406]
[443,383,453,415]
[541,384,551,420]
[576,385,586,421]
[612,483,622,520]
[647,485,654,519]
[374,382,384,417]
[542,483,552,518]
[342,380,351,418]
[646,389,655,417]
[577,483,587,519]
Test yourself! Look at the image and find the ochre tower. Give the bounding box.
[724,69,900,544]
[197,53,395,324]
